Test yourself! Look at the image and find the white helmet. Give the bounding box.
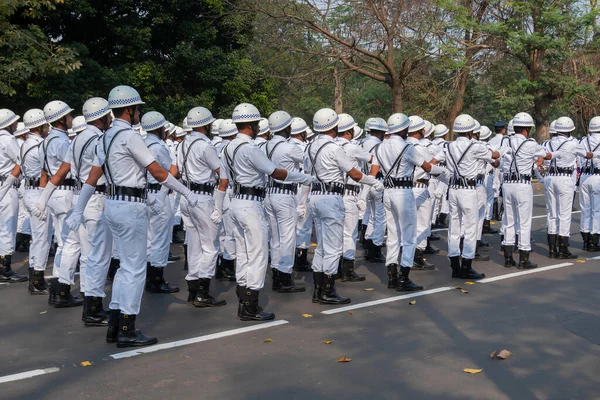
[72,116,87,133]
[369,117,389,132]
[175,126,187,138]
[589,116,600,133]
[258,118,270,135]
[453,114,476,133]
[141,111,168,132]
[0,109,20,130]
[479,126,492,140]
[507,119,515,135]
[14,122,28,137]
[306,127,315,139]
[554,116,575,133]
[211,118,224,135]
[337,113,357,133]
[169,122,177,135]
[182,117,192,132]
[23,109,47,129]
[268,111,293,133]
[423,121,434,138]
[434,124,449,138]
[82,97,111,123]
[549,120,557,135]
[512,112,535,128]
[472,119,481,133]
[408,115,426,133]
[187,107,215,129]
[107,85,145,109]
[364,117,377,132]
[212,136,223,146]
[232,103,261,123]
[219,119,238,137]
[353,125,363,140]
[387,114,409,134]
[43,100,73,124]
[290,117,308,135]
[313,108,339,132]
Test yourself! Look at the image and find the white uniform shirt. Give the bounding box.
[335,137,371,187]
[407,137,431,181]
[361,135,381,174]
[220,134,276,187]
[63,125,106,185]
[303,135,354,184]
[0,129,19,176]
[265,135,303,184]
[289,137,306,172]
[39,128,70,178]
[145,134,175,185]
[176,131,220,184]
[18,134,44,178]
[254,136,268,150]
[500,135,547,176]
[372,135,424,179]
[546,135,587,169]
[580,134,600,173]
[435,136,492,180]
[93,118,155,189]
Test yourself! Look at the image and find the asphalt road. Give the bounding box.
[1,183,599,400]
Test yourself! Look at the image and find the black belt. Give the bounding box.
[584,167,600,175]
[476,174,485,184]
[95,184,107,194]
[311,182,345,195]
[23,178,41,188]
[344,184,360,194]
[108,185,147,199]
[450,177,478,188]
[269,181,298,194]
[547,167,574,175]
[234,185,266,198]
[188,181,215,195]
[384,177,413,189]
[503,174,531,183]
[147,183,162,191]
[416,178,429,185]
[61,178,76,187]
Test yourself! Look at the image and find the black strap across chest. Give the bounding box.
[102,128,129,184]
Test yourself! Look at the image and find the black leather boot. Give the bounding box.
[319,274,351,305]
[434,213,448,229]
[193,278,227,307]
[16,233,31,252]
[359,226,367,246]
[366,242,385,262]
[514,235,519,254]
[478,237,490,247]
[363,239,373,259]
[396,266,423,292]
[168,251,181,262]
[339,258,365,282]
[186,279,200,303]
[473,241,490,262]
[273,269,306,292]
[493,199,500,221]
[459,258,485,279]
[581,232,589,251]
[183,244,188,271]
[547,234,559,258]
[83,297,109,326]
[236,285,245,316]
[48,278,60,305]
[239,289,275,321]
[219,257,236,281]
[106,309,120,343]
[588,234,600,252]
[518,250,538,269]
[107,258,120,282]
[558,236,577,259]
[429,232,442,241]
[423,237,440,254]
[146,266,180,293]
[387,264,398,289]
[449,256,461,278]
[503,246,516,268]
[413,248,435,270]
[116,313,158,348]
[55,283,84,308]
[0,255,27,283]
[293,248,312,272]
[28,269,48,295]
[172,226,185,244]
[482,220,499,234]
[312,272,322,303]
[271,268,280,290]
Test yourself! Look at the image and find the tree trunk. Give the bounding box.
[533,95,552,142]
[333,65,343,113]
[445,68,470,140]
[391,79,403,113]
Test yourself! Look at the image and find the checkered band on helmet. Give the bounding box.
[290,117,308,135]
[453,114,476,133]
[554,116,575,133]
[387,114,408,134]
[83,98,111,122]
[434,124,449,137]
[269,115,293,133]
[408,116,426,133]
[188,115,215,128]
[141,111,167,132]
[219,119,238,137]
[107,85,145,109]
[588,116,600,133]
[337,113,357,132]
[0,110,19,130]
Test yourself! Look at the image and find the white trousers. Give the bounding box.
[384,188,416,268]
[23,189,52,271]
[17,186,31,235]
[181,195,219,280]
[230,198,269,290]
[365,190,385,246]
[342,193,360,260]
[476,185,486,241]
[0,186,18,256]
[218,191,236,260]
[484,173,495,221]
[147,192,173,268]
[106,200,148,315]
[309,194,344,274]
[502,183,533,251]
[579,175,600,234]
[448,188,478,259]
[47,189,76,279]
[265,193,297,274]
[545,175,574,237]
[414,187,432,250]
[296,198,313,249]
[84,207,113,298]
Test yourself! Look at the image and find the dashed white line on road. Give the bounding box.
[0,367,60,384]
[476,263,574,283]
[532,210,580,219]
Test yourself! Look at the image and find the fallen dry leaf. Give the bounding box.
[364,288,374,291]
[80,361,93,367]
[461,289,469,294]
[496,350,511,360]
[463,368,483,374]
[464,282,475,285]
[409,300,416,305]
[337,357,352,363]
[349,311,354,315]
[490,350,497,359]
[263,338,272,343]
[576,259,585,263]
[39,311,47,315]
[454,285,463,290]
[301,313,313,318]
[324,340,332,345]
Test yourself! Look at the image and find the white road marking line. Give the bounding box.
[587,255,600,260]
[0,367,60,384]
[532,210,580,220]
[476,263,574,283]
[110,320,289,360]
[320,287,454,315]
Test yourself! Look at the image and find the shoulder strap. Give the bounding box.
[307,141,334,183]
[267,140,285,161]
[20,141,42,175]
[224,141,249,186]
[447,142,474,179]
[102,128,129,184]
[72,134,99,182]
[375,142,411,180]
[508,138,530,175]
[180,138,203,184]
[42,136,59,177]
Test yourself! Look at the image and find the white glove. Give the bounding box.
[210,209,222,225]
[31,205,47,221]
[65,210,84,231]
[0,175,17,203]
[147,196,163,215]
[297,204,307,219]
[357,199,366,212]
[372,180,384,192]
[64,183,96,231]
[285,171,314,185]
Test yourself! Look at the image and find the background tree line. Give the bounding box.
[2,0,600,140]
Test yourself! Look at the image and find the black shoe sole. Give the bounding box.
[116,339,158,348]
[340,277,366,282]
[239,315,275,321]
[318,299,351,305]
[29,290,49,295]
[145,288,181,293]
[83,320,109,327]
[275,288,307,293]
[193,301,227,307]
[54,302,84,308]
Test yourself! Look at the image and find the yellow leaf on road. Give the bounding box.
[409,300,416,305]
[463,368,483,374]
[364,288,374,291]
[264,338,272,343]
[301,313,313,318]
[576,259,585,263]
[461,289,469,294]
[324,340,332,345]
[80,361,93,367]
[349,311,353,315]
[39,311,47,315]
[464,282,475,285]
[337,357,352,363]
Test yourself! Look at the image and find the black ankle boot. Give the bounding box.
[0,255,27,283]
[168,251,181,262]
[236,285,245,316]
[83,296,109,326]
[367,244,385,263]
[273,269,306,293]
[558,236,577,259]
[514,235,519,254]
[449,256,461,278]
[146,266,180,293]
[581,232,589,251]
[186,279,200,303]
[312,272,322,303]
[48,278,60,305]
[239,289,275,321]
[183,244,188,271]
[193,278,227,307]
[429,232,442,241]
[219,257,236,281]
[518,250,538,269]
[482,219,499,234]
[459,258,485,279]
[55,283,84,308]
[339,258,365,282]
[423,237,440,254]
[435,213,448,228]
[106,309,120,343]
[588,234,600,252]
[473,241,490,261]
[294,248,312,272]
[547,234,559,258]
[503,246,516,268]
[28,269,48,295]
[387,264,398,288]
[116,313,158,348]
[396,267,423,292]
[413,248,435,270]
[319,274,351,305]
[107,258,120,282]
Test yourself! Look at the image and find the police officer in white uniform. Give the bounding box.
[65,85,202,347]
[177,106,226,307]
[213,103,312,320]
[302,108,383,304]
[489,122,507,221]
[470,120,492,261]
[335,113,370,281]
[254,118,270,149]
[431,124,449,229]
[14,123,32,254]
[579,117,600,251]
[263,111,307,293]
[0,109,28,283]
[479,126,499,235]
